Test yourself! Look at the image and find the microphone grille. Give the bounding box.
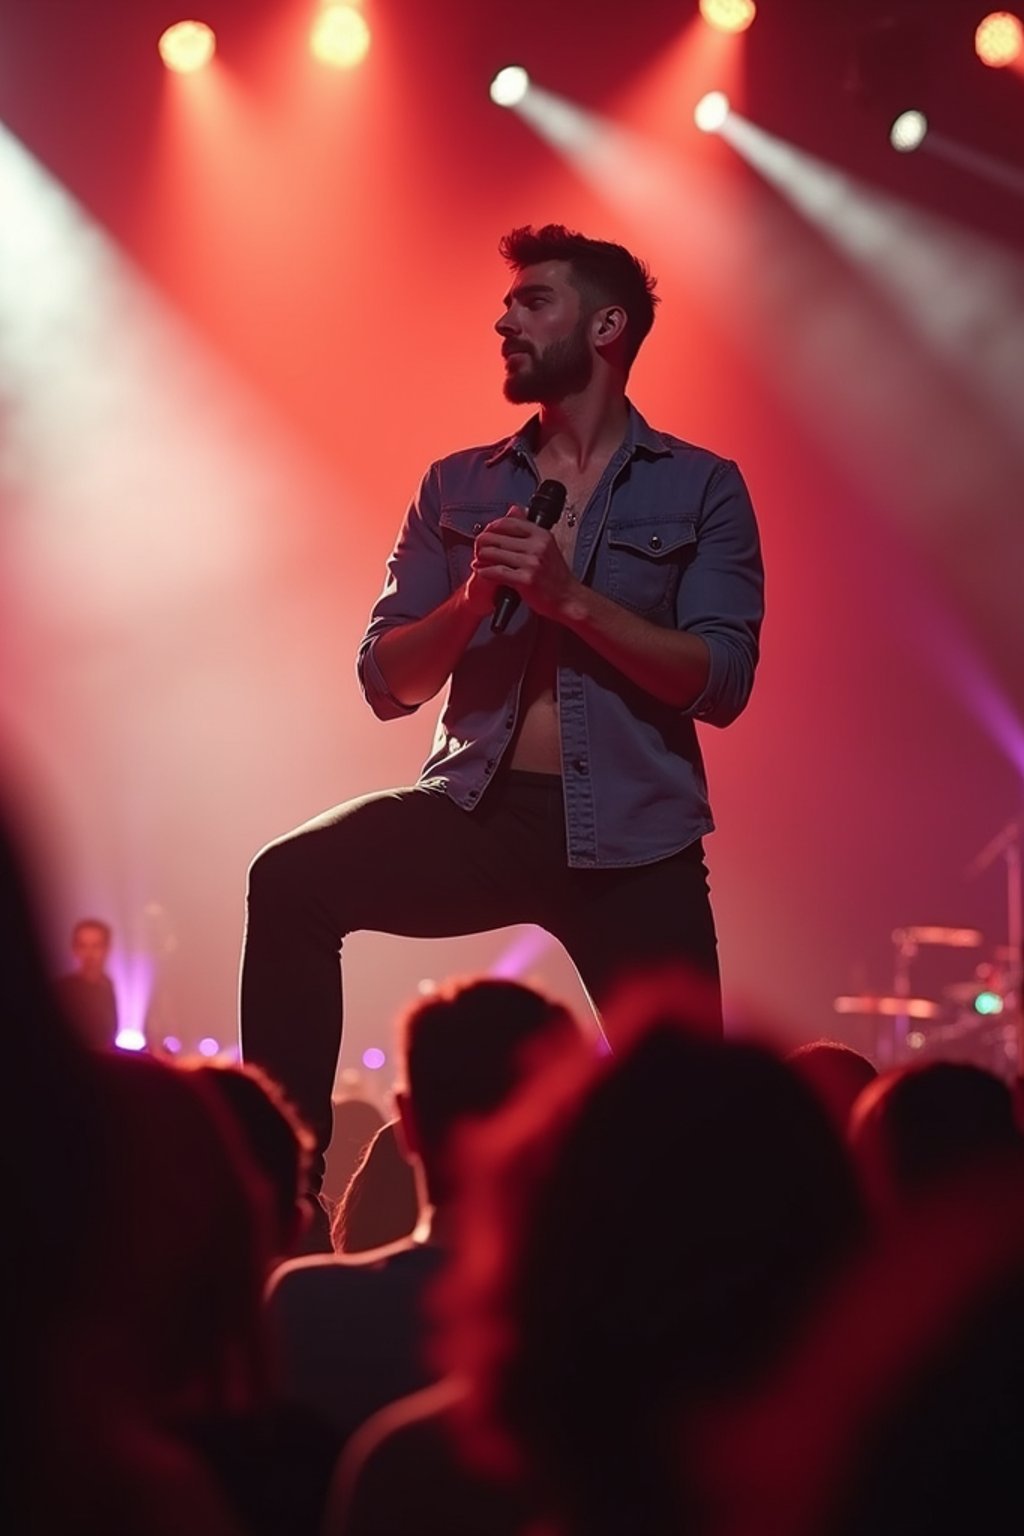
[531,478,567,529]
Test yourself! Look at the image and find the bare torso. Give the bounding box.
[508,450,614,773]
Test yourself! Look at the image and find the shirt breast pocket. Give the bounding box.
[439,503,506,588]
[606,518,697,615]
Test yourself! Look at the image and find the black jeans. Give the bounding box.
[240,771,720,1171]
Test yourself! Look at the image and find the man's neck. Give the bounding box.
[533,383,630,471]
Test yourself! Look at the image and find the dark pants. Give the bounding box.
[240,771,720,1171]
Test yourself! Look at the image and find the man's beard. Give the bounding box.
[503,319,593,404]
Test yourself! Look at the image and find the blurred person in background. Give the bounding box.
[331,984,864,1536]
[848,1059,1020,1221]
[788,1038,877,1137]
[323,1067,387,1207]
[267,976,583,1454]
[331,1118,419,1255]
[55,916,119,1051]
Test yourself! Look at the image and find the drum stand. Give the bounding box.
[966,814,1023,1078]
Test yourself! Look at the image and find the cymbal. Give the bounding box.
[834,995,941,1019]
[892,926,984,948]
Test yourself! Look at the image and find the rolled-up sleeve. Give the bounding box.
[678,459,764,728]
[356,463,451,720]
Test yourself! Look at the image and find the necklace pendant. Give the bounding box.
[566,509,577,528]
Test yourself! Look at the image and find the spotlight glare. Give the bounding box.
[490,66,531,108]
[158,20,216,74]
[362,1047,387,1070]
[694,91,731,133]
[197,1036,221,1057]
[699,0,757,33]
[115,1028,148,1052]
[975,11,1023,67]
[890,109,928,152]
[311,3,371,69]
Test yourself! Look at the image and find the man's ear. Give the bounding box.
[592,304,628,350]
[393,1089,420,1165]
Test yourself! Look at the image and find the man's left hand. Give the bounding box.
[471,505,579,622]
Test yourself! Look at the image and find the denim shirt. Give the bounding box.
[357,403,763,868]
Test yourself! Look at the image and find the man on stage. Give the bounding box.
[240,224,764,1181]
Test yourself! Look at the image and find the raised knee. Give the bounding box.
[246,835,305,909]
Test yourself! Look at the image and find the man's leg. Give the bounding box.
[240,786,535,1179]
[551,840,723,1042]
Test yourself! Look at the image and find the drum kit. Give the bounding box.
[833,815,1022,1080]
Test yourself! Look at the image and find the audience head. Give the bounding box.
[788,1039,877,1135]
[849,1060,1019,1218]
[187,1058,315,1262]
[77,1051,273,1418]
[695,1154,1024,1536]
[394,976,583,1207]
[332,1119,420,1253]
[2,807,105,1473]
[437,989,864,1536]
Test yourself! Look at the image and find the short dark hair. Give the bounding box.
[72,917,112,946]
[399,977,580,1201]
[499,223,659,369]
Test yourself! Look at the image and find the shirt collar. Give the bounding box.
[484,399,673,468]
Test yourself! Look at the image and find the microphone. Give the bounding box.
[490,478,567,634]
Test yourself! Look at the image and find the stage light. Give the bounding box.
[976,11,1023,67]
[311,3,371,69]
[973,989,1005,1015]
[699,0,757,33]
[162,1036,183,1054]
[694,91,731,133]
[197,1036,221,1057]
[362,1046,386,1070]
[890,109,928,152]
[490,66,531,107]
[116,1028,148,1052]
[158,20,216,74]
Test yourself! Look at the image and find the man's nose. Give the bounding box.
[495,312,516,336]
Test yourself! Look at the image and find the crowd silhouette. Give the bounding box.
[5,807,1022,1536]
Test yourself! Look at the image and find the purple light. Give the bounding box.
[115,1028,147,1052]
[362,1047,386,1071]
[490,925,554,979]
[161,1035,182,1054]
[197,1036,220,1058]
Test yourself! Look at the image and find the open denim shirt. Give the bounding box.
[357,403,764,868]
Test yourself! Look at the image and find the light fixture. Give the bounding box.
[311,3,371,69]
[890,109,928,152]
[699,0,757,34]
[975,11,1023,68]
[694,91,731,133]
[158,20,216,74]
[490,66,531,107]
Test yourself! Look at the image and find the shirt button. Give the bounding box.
[573,758,588,775]
[505,715,514,729]
[485,758,495,770]
[649,533,662,550]
[473,522,483,535]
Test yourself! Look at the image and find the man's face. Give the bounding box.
[72,925,110,980]
[495,260,594,404]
